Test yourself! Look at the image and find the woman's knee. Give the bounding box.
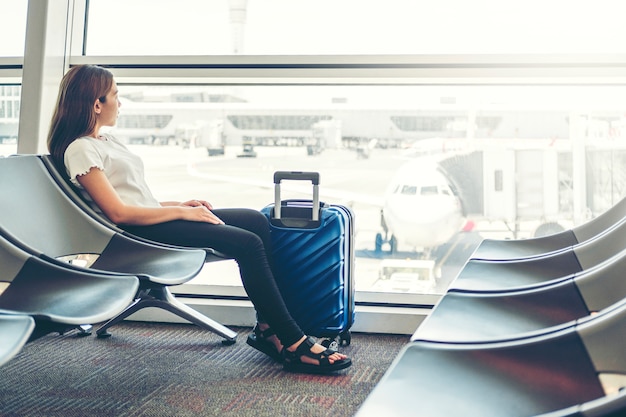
[242,208,269,228]
[225,209,270,240]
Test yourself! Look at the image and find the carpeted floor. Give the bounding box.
[0,322,409,417]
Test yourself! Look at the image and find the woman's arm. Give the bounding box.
[76,167,224,226]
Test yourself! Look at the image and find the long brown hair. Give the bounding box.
[47,65,114,171]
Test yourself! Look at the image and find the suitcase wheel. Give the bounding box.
[339,330,352,347]
[321,338,339,350]
[320,331,352,350]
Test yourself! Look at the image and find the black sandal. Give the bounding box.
[282,336,352,374]
[246,324,283,362]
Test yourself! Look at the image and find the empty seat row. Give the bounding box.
[415,245,626,343]
[450,210,626,293]
[470,197,626,261]
[357,196,626,417]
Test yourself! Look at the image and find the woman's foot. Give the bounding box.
[283,336,352,374]
[246,323,283,362]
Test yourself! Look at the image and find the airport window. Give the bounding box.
[106,83,626,298]
[85,0,626,55]
[0,0,26,155]
[9,1,626,307]
[0,0,27,57]
[421,186,438,196]
[0,85,20,151]
[400,186,417,196]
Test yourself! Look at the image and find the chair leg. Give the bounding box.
[95,296,143,338]
[96,287,238,343]
[27,321,91,341]
[76,324,93,336]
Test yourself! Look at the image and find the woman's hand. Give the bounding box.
[181,199,213,209]
[180,205,224,225]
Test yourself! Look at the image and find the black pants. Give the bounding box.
[121,208,304,347]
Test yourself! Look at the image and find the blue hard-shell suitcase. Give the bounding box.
[261,171,355,347]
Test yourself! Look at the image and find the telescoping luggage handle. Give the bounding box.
[273,171,320,221]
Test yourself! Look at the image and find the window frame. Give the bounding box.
[70,53,626,86]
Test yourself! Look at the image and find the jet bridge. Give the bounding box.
[439,142,626,240]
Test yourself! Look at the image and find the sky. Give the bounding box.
[2,0,626,56]
[85,0,626,55]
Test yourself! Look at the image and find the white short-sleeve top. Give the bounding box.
[64,134,161,210]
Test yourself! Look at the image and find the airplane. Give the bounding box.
[375,159,469,256]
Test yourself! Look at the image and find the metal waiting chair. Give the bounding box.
[356,296,626,417]
[470,196,626,261]
[0,232,139,340]
[0,313,34,367]
[413,245,626,343]
[449,213,626,292]
[0,155,237,343]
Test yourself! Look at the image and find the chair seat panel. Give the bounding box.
[469,196,626,262]
[0,257,139,325]
[471,230,578,261]
[92,234,206,285]
[578,298,626,376]
[357,331,604,417]
[573,197,626,243]
[413,279,589,343]
[0,314,34,367]
[574,248,626,312]
[573,218,626,270]
[450,250,582,292]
